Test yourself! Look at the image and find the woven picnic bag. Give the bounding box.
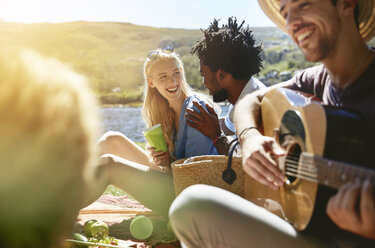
[171,154,244,197]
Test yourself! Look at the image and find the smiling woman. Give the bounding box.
[99,47,218,169]
[94,47,219,219]
[142,47,220,160]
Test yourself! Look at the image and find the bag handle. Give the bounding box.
[222,138,239,185]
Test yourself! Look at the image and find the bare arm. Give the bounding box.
[234,82,290,190]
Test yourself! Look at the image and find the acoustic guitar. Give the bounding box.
[244,88,374,231]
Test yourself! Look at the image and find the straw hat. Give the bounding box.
[258,0,375,42]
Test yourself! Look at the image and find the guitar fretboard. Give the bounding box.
[299,152,375,189]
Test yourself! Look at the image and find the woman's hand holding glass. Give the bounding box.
[147,146,170,168]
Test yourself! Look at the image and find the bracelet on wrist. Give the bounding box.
[212,134,222,145]
[212,135,220,145]
[238,126,257,144]
[213,134,227,146]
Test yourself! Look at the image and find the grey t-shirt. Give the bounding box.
[285,61,375,115]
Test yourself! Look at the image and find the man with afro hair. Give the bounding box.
[185,17,265,155]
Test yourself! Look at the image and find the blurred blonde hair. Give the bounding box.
[142,50,193,154]
[0,48,100,247]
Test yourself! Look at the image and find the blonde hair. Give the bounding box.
[142,50,193,154]
[0,49,100,247]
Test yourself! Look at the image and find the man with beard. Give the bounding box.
[185,17,265,155]
[169,0,375,247]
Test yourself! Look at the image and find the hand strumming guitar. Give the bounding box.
[234,82,291,190]
[327,180,375,240]
[240,128,285,190]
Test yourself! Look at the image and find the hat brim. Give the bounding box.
[258,0,375,42]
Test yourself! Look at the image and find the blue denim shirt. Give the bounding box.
[173,95,218,159]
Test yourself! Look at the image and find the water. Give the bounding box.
[102,105,230,142]
[102,107,147,142]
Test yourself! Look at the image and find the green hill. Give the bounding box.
[1,21,374,104]
[0,22,201,91]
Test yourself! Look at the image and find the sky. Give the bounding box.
[0,0,276,29]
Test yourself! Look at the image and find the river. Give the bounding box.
[102,105,230,142]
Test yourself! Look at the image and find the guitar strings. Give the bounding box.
[276,152,375,184]
[284,161,318,172]
[285,171,318,183]
[285,161,319,180]
[285,168,318,182]
[285,167,317,178]
[275,152,320,181]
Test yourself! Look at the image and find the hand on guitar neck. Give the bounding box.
[237,88,375,239]
[327,179,375,240]
[240,127,286,191]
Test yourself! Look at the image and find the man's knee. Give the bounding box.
[169,185,243,248]
[169,185,225,228]
[170,185,202,222]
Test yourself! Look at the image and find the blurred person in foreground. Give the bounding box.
[169,0,375,247]
[0,48,101,247]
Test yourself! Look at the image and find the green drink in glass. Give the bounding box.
[143,124,168,152]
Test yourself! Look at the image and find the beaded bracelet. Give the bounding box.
[214,134,228,145]
[212,135,220,145]
[238,126,257,143]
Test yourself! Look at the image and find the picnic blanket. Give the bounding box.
[78,194,152,225]
[75,194,180,248]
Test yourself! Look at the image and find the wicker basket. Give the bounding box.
[171,155,244,197]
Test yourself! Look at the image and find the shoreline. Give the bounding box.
[100,103,143,108]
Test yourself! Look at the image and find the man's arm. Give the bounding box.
[185,101,230,155]
[219,116,235,136]
[233,82,290,190]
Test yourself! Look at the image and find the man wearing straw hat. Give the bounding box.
[169,0,375,247]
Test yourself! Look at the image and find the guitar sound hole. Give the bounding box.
[285,143,302,184]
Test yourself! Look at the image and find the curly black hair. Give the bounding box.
[191,17,263,81]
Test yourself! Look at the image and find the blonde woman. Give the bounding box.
[97,47,218,217]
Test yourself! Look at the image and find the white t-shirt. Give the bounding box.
[224,77,266,133]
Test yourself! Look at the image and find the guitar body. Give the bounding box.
[244,88,369,231]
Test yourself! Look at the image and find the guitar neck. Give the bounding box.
[300,152,375,189]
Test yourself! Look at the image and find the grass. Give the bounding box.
[103,185,127,196]
[102,141,145,198]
